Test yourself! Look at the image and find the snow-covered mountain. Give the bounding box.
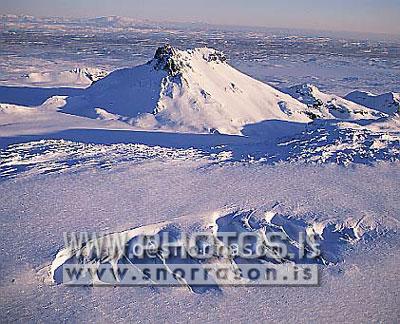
[283,84,385,120]
[65,45,316,135]
[344,91,400,115]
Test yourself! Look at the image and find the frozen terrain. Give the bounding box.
[1,15,399,95]
[345,90,400,115]
[0,15,399,323]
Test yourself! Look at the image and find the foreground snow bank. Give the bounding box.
[1,157,399,322]
[48,206,384,292]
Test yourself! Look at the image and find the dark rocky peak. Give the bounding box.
[152,44,183,76]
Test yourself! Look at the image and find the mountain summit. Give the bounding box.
[63,45,382,135]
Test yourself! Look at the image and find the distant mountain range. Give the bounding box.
[2,14,399,40]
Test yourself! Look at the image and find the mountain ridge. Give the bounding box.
[63,44,319,135]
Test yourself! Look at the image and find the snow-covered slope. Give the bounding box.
[283,84,386,120]
[0,96,133,138]
[344,90,400,115]
[22,68,108,88]
[65,45,315,135]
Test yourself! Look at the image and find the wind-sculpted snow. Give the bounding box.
[0,140,216,179]
[50,218,222,294]
[218,118,400,166]
[1,117,399,179]
[267,121,400,166]
[48,207,382,293]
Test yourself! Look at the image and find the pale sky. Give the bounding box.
[1,0,400,35]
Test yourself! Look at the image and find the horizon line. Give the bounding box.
[2,13,400,40]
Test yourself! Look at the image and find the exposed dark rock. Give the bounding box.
[304,111,320,120]
[152,44,182,76]
[203,51,227,63]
